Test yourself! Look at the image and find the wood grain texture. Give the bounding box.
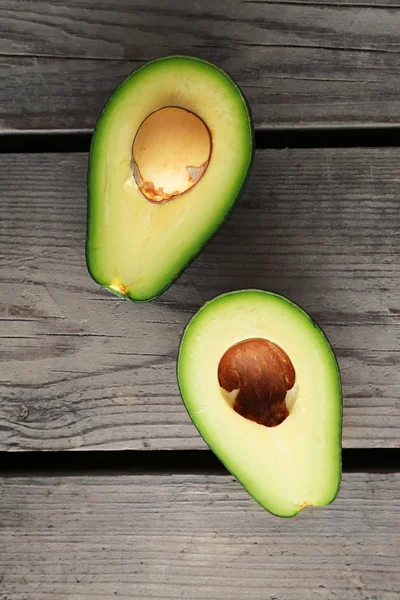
[1,473,399,599]
[1,149,400,451]
[2,0,400,130]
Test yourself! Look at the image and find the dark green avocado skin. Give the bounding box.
[86,55,255,301]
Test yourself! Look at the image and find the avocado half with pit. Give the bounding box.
[177,290,342,518]
[87,56,254,300]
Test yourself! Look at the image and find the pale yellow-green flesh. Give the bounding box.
[88,57,252,300]
[178,290,342,517]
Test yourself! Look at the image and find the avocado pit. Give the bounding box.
[132,107,211,202]
[218,338,296,427]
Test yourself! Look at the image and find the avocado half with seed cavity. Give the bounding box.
[87,56,254,301]
[177,290,342,518]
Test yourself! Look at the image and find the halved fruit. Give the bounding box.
[177,290,342,517]
[87,55,254,301]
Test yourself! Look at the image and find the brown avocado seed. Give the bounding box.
[218,338,296,427]
[132,107,211,203]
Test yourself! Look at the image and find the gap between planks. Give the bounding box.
[3,126,400,153]
[1,449,399,478]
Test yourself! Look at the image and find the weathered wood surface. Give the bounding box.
[1,149,400,451]
[1,472,399,599]
[2,0,400,130]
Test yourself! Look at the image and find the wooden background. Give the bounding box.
[2,0,400,131]
[0,1,399,599]
[1,149,400,451]
[2,473,399,599]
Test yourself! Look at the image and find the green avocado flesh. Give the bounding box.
[178,290,342,518]
[87,56,254,301]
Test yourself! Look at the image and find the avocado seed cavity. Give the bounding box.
[218,338,296,427]
[132,107,211,202]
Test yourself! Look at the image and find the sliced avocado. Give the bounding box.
[177,290,342,518]
[87,56,254,301]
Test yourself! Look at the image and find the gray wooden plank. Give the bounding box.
[1,149,400,451]
[1,473,399,599]
[3,0,400,60]
[2,0,400,130]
